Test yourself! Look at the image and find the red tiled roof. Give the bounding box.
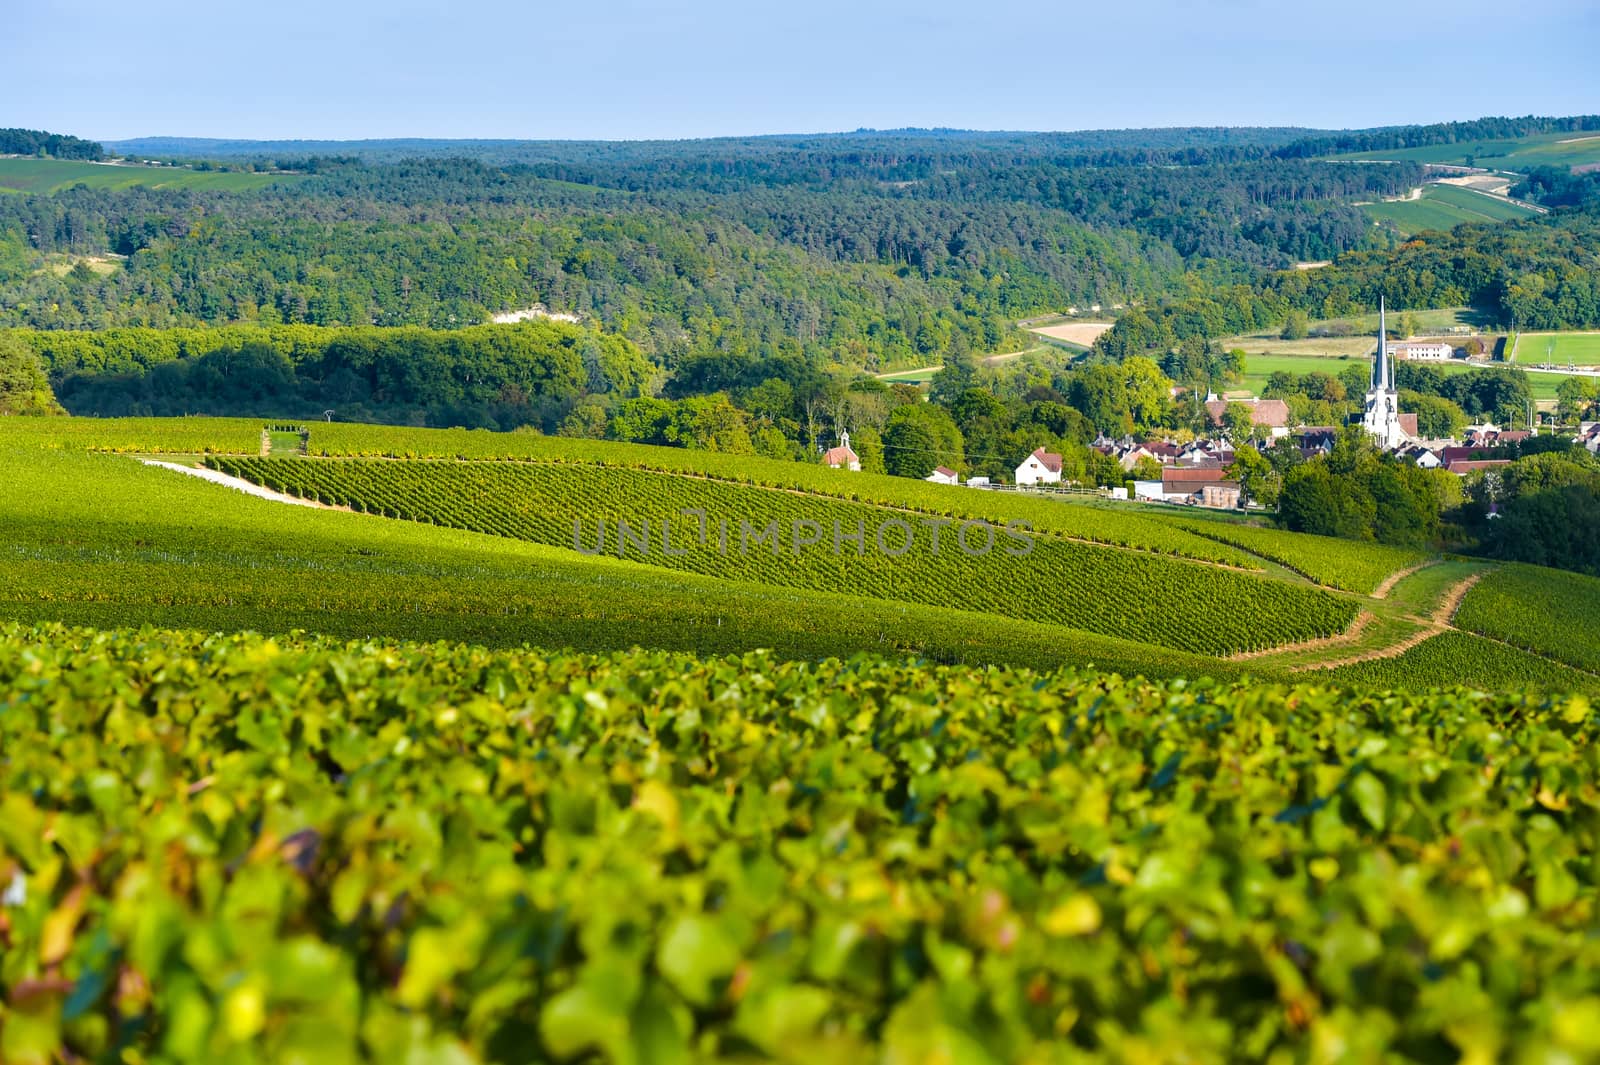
[933,466,957,478]
[1252,399,1291,427]
[1204,398,1290,428]
[1447,459,1513,473]
[1398,413,1419,437]
[821,446,857,465]
[1029,447,1063,473]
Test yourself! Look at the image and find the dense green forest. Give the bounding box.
[0,126,1423,365]
[1277,114,1600,158]
[1,122,1593,411]
[21,321,654,429]
[0,127,105,160]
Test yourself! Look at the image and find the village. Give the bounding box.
[820,303,1600,510]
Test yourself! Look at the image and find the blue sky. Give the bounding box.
[10,0,1599,140]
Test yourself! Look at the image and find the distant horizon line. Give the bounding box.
[81,112,1598,149]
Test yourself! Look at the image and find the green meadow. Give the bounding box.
[1227,351,1563,401]
[1362,184,1540,236]
[1513,332,1600,366]
[0,156,302,194]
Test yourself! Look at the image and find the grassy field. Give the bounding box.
[1333,129,1600,171]
[875,366,938,383]
[1512,332,1600,366]
[1222,346,1564,401]
[1225,307,1490,351]
[1235,351,1369,393]
[1362,184,1540,235]
[876,344,1057,383]
[0,156,302,194]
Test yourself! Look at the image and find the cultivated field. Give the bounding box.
[1026,320,1115,348]
[206,455,1356,656]
[1333,129,1600,171]
[1362,184,1539,235]
[1512,332,1600,366]
[0,156,302,194]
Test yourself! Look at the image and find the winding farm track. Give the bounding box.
[141,460,349,511]
[1371,559,1438,600]
[1290,570,1487,673]
[1230,611,1374,662]
[1291,624,1443,673]
[1431,571,1485,625]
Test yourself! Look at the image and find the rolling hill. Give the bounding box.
[5,413,1600,1064]
[2,416,1592,694]
[0,156,302,194]
[1362,183,1541,235]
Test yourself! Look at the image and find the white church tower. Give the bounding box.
[1361,296,1409,449]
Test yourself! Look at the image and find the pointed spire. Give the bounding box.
[1374,295,1389,393]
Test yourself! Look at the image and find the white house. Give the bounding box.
[1388,341,1456,362]
[925,466,960,485]
[1015,447,1063,486]
[1134,481,1165,502]
[1408,447,1443,470]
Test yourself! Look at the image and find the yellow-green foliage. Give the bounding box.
[2,623,1598,1063]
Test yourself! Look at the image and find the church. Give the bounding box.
[1361,297,1413,450]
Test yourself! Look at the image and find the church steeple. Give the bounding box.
[1373,295,1389,392]
[1360,293,1409,449]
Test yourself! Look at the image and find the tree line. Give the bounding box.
[0,128,105,160]
[1273,115,1600,159]
[23,321,654,431]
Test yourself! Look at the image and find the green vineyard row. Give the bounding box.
[1318,631,1600,695]
[0,436,1230,677]
[209,456,1357,656]
[1454,565,1600,675]
[1165,516,1430,595]
[301,422,1263,567]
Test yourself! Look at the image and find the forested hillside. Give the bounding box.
[8,120,1599,440]
[0,129,1420,367]
[1095,202,1600,361]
